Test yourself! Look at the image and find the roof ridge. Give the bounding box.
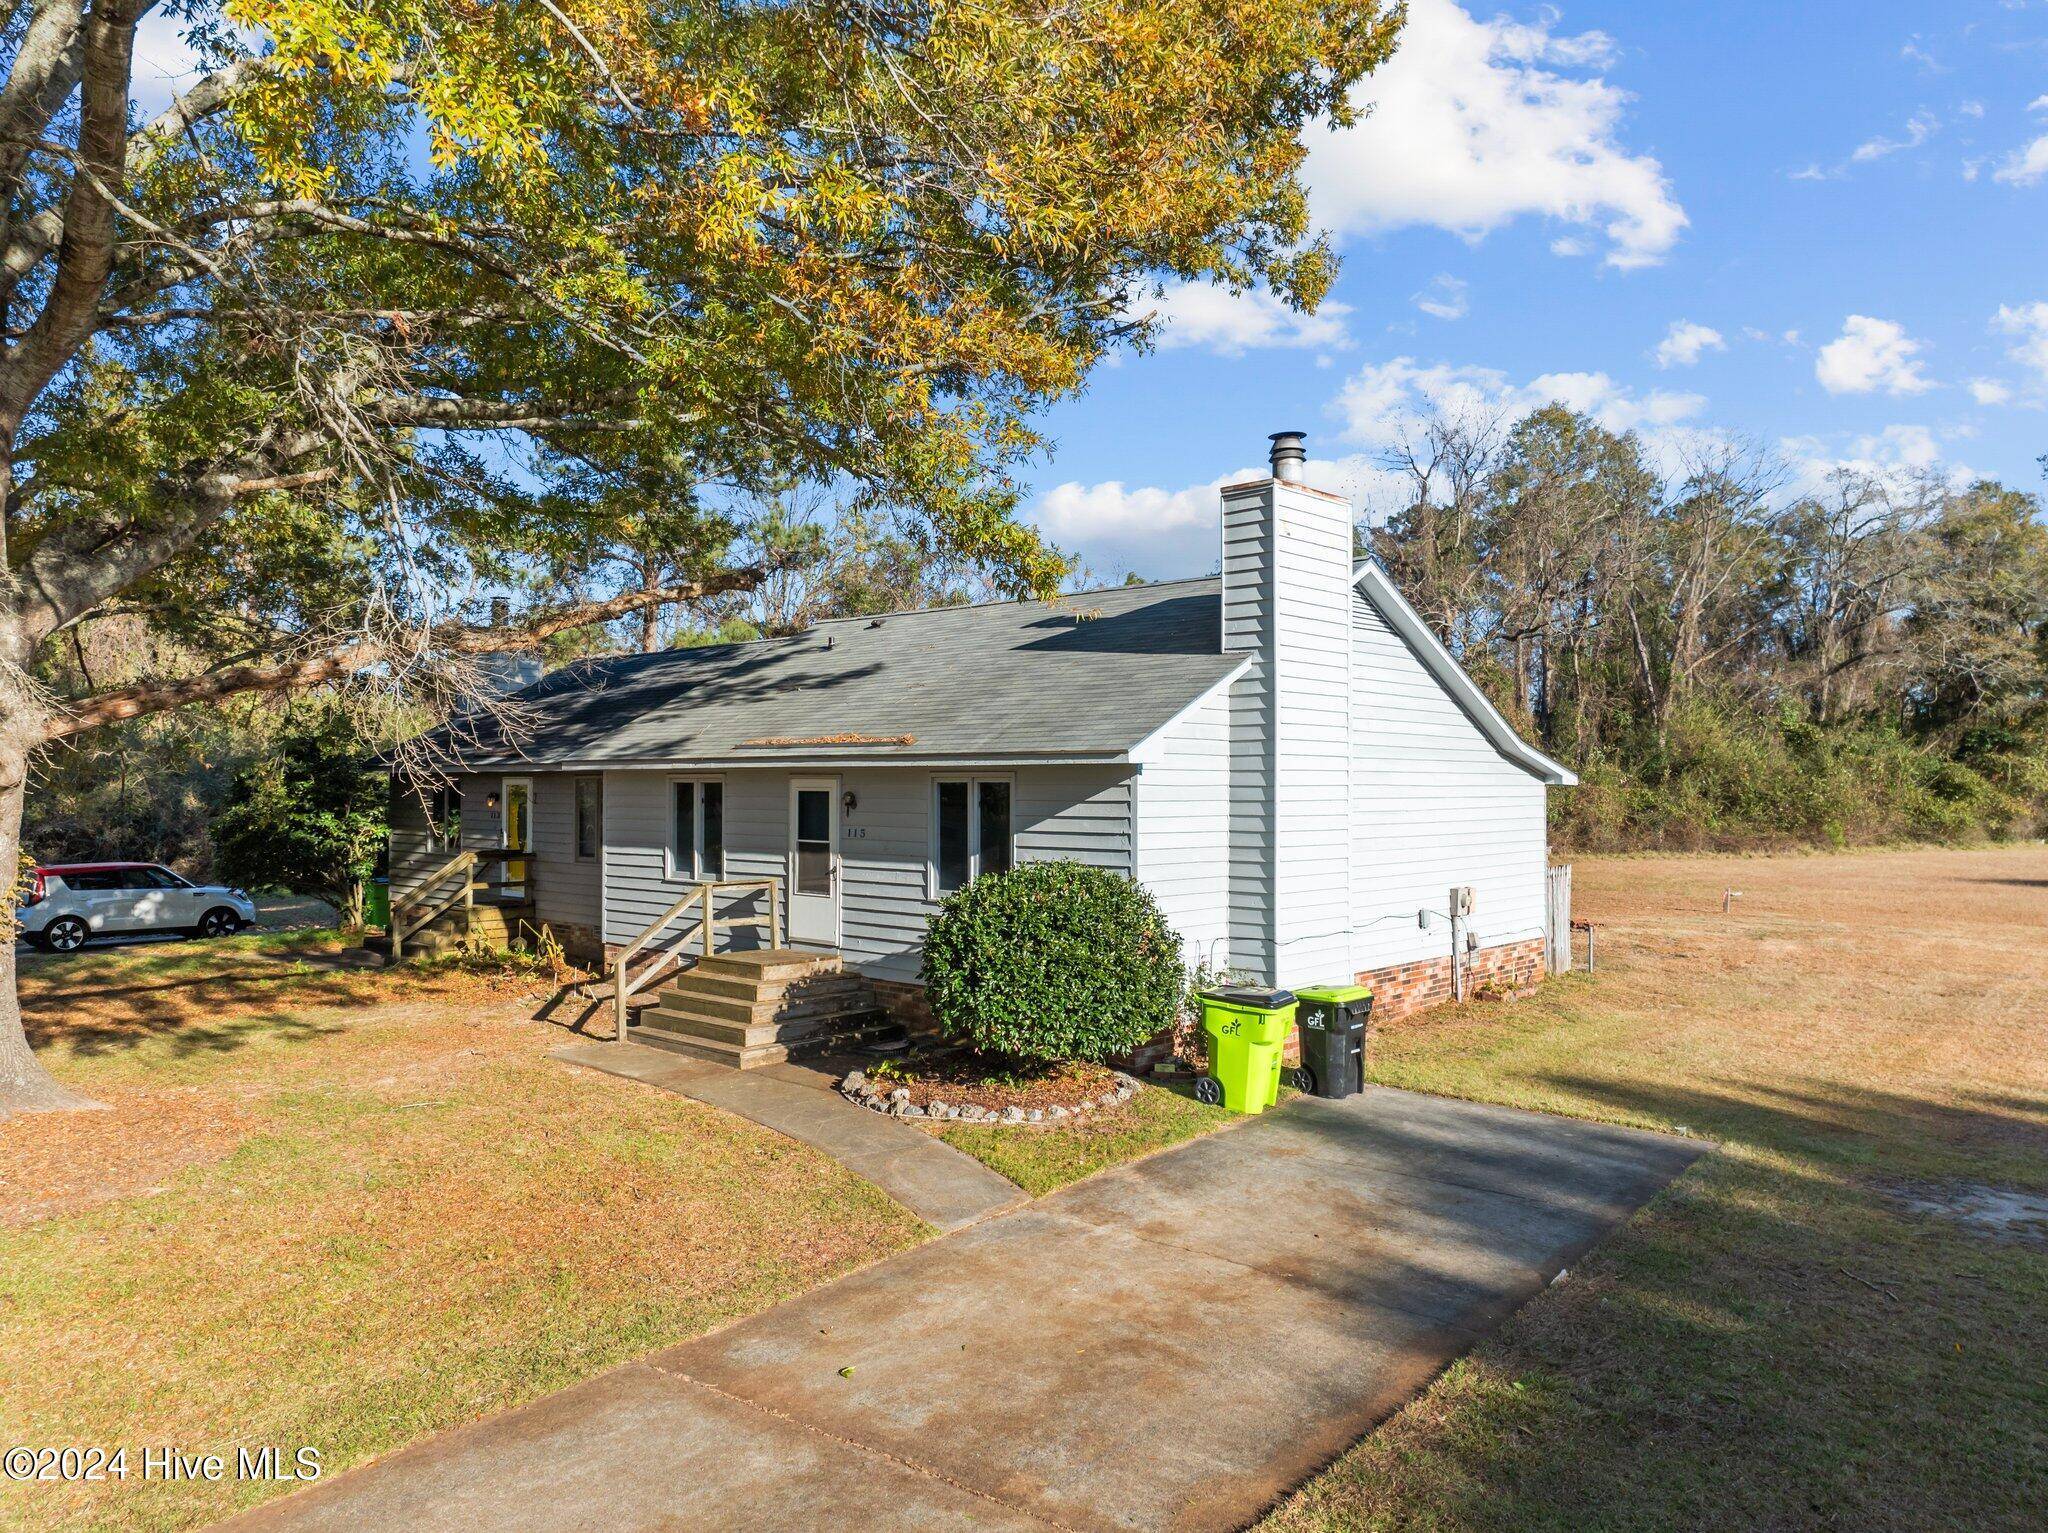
[811,573,1218,627]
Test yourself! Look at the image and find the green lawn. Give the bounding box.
[0,934,924,1532]
[934,1078,1244,1195]
[1267,845,2048,1532]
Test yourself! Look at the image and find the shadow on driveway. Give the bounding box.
[222,1086,1704,1533]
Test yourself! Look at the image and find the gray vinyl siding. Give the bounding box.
[386,772,600,933]
[1133,686,1230,972]
[600,764,1134,983]
[1221,484,1275,983]
[1349,589,1549,972]
[1222,478,1355,988]
[386,780,440,905]
[528,773,601,933]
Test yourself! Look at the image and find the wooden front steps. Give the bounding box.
[631,949,902,1069]
[365,901,534,962]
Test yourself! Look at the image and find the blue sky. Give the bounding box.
[1029,0,2048,580]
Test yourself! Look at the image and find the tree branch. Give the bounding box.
[41,570,770,740]
[0,0,138,422]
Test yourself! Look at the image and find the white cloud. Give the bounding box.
[1995,134,2048,184]
[1969,377,2015,405]
[1412,274,1469,321]
[1144,283,1351,356]
[1307,0,1686,270]
[1332,355,1704,455]
[1814,315,1936,396]
[1995,96,2048,184]
[1029,455,1390,577]
[1653,320,1726,369]
[1782,424,1975,495]
[1033,477,1227,544]
[1994,301,2048,390]
[1901,38,1946,73]
[1851,110,1940,163]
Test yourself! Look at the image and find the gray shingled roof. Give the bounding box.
[424,577,1238,769]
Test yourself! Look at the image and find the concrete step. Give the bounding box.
[694,949,842,986]
[639,1003,892,1051]
[629,1012,910,1070]
[675,970,873,1006]
[629,1026,789,1070]
[652,981,879,1028]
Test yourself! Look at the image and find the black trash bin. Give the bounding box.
[1290,985,1371,1099]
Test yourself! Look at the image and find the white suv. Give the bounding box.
[17,863,260,953]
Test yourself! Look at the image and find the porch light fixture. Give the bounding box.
[485,790,500,811]
[842,791,858,814]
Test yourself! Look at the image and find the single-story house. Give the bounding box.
[387,431,1574,1037]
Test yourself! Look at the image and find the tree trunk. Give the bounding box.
[0,736,100,1116]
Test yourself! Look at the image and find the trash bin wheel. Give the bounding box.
[1192,1077,1223,1107]
[1288,1065,1318,1095]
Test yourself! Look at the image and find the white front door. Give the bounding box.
[786,778,840,949]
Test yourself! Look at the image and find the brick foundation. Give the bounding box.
[869,977,938,1035]
[1357,936,1546,1021]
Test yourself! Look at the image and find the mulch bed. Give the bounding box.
[840,1047,1140,1123]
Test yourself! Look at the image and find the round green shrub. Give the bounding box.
[919,860,1185,1064]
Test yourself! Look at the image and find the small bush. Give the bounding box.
[920,860,1185,1064]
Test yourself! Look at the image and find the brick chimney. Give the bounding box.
[1220,433,1355,987]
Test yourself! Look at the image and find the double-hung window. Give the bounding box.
[668,779,725,882]
[573,776,602,861]
[425,784,462,853]
[931,777,1013,895]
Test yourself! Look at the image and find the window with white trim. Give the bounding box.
[668,779,725,881]
[573,776,602,861]
[931,777,1013,895]
[424,785,462,852]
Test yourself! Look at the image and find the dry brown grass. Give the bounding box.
[0,931,924,1532]
[1268,845,2048,1532]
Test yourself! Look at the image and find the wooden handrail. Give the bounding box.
[390,851,477,961]
[614,875,786,1045]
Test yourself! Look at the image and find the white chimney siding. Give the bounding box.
[1222,473,1356,990]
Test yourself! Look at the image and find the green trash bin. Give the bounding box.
[362,877,390,931]
[1194,986,1297,1114]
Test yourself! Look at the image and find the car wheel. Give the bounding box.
[43,916,89,953]
[197,907,242,939]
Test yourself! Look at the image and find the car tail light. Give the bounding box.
[22,872,44,906]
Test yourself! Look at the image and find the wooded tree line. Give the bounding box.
[1369,405,2048,849]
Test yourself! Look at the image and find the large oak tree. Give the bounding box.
[0,0,1403,1113]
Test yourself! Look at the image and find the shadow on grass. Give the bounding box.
[1525,1070,2048,1172]
[22,939,386,1058]
[1271,1082,2048,1532]
[529,987,618,1041]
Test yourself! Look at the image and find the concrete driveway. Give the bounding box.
[223,1087,1702,1533]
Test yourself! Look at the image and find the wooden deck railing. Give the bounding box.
[388,846,536,962]
[614,877,785,1044]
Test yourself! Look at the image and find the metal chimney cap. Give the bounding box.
[1267,431,1308,482]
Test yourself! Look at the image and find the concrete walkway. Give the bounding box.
[553,1041,1027,1231]
[223,1087,1701,1533]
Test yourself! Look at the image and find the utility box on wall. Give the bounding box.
[1449,885,1476,917]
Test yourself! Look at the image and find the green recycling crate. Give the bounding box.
[1194,986,1297,1114]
